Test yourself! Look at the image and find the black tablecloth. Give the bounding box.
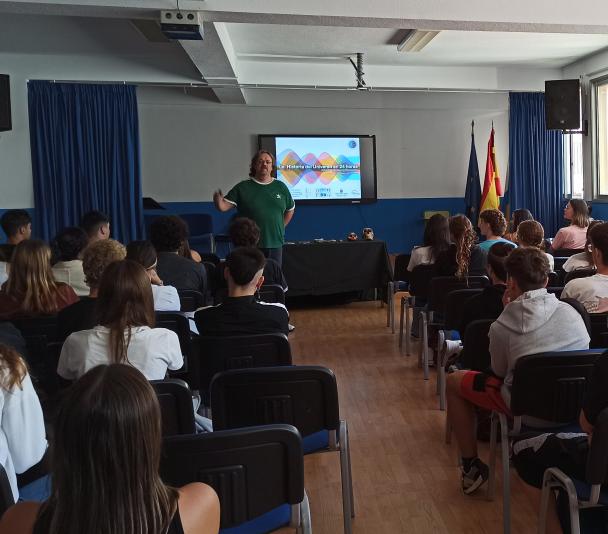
[282,240,393,297]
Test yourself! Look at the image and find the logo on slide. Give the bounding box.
[348,140,357,149]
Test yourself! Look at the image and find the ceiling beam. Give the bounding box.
[179,22,246,104]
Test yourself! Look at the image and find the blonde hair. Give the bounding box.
[4,240,61,315]
[569,199,590,229]
[82,239,127,289]
[0,343,27,391]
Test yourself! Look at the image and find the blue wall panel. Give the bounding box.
[1,198,466,253]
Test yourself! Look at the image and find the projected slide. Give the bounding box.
[276,137,362,200]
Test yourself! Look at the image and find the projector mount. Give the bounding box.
[348,53,368,91]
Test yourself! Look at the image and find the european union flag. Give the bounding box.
[464,124,482,227]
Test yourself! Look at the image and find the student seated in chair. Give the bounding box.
[561,222,608,313]
[80,210,111,245]
[0,210,32,285]
[477,209,516,252]
[0,364,220,534]
[150,216,207,295]
[195,247,289,337]
[446,247,590,495]
[57,239,127,338]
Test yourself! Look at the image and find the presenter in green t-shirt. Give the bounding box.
[213,150,295,266]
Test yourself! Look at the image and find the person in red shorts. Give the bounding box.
[446,247,590,494]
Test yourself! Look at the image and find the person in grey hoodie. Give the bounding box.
[446,247,590,495]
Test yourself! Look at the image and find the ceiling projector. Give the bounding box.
[160,10,204,40]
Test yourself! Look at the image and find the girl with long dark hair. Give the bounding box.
[0,364,219,534]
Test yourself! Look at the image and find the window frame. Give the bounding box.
[591,74,608,201]
[563,132,584,200]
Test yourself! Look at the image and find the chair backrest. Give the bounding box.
[407,264,436,298]
[561,298,592,338]
[177,290,205,312]
[0,463,14,517]
[211,366,340,437]
[547,271,559,286]
[194,333,292,399]
[442,289,484,331]
[510,350,605,421]
[586,407,608,485]
[151,379,196,436]
[179,213,213,237]
[553,256,570,272]
[564,267,596,285]
[546,286,564,298]
[160,425,304,530]
[427,276,489,314]
[460,319,494,371]
[552,248,585,258]
[588,313,608,349]
[257,284,286,305]
[12,316,63,396]
[393,254,411,282]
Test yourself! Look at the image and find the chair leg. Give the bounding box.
[386,282,393,326]
[399,297,405,349]
[403,298,410,355]
[538,473,551,534]
[339,421,354,534]
[499,412,511,534]
[438,366,446,411]
[298,490,312,534]
[487,412,498,501]
[421,312,429,380]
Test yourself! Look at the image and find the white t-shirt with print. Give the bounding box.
[561,273,608,313]
[58,325,183,381]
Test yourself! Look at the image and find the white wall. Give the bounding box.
[138,87,509,202]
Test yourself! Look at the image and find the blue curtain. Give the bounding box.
[28,81,143,243]
[506,92,564,237]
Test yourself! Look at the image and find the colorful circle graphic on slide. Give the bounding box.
[348,140,357,149]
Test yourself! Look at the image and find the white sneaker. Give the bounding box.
[444,339,462,359]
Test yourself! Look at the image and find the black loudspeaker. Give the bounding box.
[0,75,11,132]
[545,79,580,130]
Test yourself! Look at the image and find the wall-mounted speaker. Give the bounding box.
[545,79,580,130]
[0,75,11,132]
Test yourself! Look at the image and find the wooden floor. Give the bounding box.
[277,297,541,534]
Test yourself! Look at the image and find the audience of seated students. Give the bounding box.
[562,219,603,272]
[80,210,111,244]
[446,247,590,494]
[58,260,183,381]
[434,214,487,277]
[503,208,533,244]
[224,217,288,290]
[477,209,516,252]
[57,239,127,339]
[0,240,78,321]
[407,213,451,272]
[441,242,514,364]
[0,364,220,534]
[561,222,608,313]
[516,219,554,271]
[512,352,608,533]
[150,216,207,295]
[0,210,32,285]
[50,227,89,297]
[0,342,47,503]
[551,199,589,252]
[195,247,289,336]
[126,240,181,312]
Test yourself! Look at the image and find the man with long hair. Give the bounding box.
[213,150,295,266]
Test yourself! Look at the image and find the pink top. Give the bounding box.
[551,225,587,251]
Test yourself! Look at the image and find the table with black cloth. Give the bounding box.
[282,240,393,297]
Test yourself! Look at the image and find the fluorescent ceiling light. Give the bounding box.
[397,30,440,52]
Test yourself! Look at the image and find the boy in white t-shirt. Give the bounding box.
[562,222,608,313]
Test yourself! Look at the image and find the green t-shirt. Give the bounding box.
[225,178,295,248]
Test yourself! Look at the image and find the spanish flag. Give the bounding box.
[480,127,503,212]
